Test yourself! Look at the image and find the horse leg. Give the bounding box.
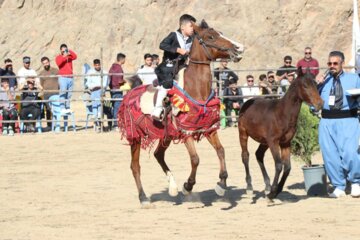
[154,139,178,197]
[130,142,151,207]
[276,144,291,196]
[239,127,253,194]
[206,131,228,197]
[267,143,283,200]
[255,143,271,194]
[182,137,200,195]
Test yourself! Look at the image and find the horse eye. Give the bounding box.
[209,35,215,40]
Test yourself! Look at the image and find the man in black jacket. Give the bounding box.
[223,79,243,127]
[152,14,196,120]
[214,59,238,93]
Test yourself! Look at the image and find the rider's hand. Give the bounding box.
[177,48,187,55]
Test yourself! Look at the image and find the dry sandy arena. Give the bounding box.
[1,104,360,240]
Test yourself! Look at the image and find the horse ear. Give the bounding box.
[200,19,209,29]
[192,22,200,33]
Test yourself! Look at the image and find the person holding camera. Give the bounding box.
[55,43,77,114]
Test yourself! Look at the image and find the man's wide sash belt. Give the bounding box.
[321,109,358,119]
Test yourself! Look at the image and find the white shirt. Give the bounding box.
[86,68,109,90]
[242,83,260,102]
[17,67,40,86]
[137,66,157,85]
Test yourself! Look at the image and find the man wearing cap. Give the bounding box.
[317,51,360,198]
[55,43,77,112]
[17,56,40,87]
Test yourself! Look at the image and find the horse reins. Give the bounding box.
[189,30,233,65]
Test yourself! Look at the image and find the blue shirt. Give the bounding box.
[319,71,360,110]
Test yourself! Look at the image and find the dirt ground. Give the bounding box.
[1,108,360,239]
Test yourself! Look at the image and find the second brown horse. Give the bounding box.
[238,68,323,200]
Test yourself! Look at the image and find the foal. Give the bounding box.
[238,68,323,200]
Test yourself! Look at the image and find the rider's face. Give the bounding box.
[181,22,194,37]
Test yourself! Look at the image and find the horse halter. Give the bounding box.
[189,30,233,65]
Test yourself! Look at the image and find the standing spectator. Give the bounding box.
[17,56,40,87]
[296,47,319,76]
[109,53,126,130]
[20,77,42,133]
[55,43,77,113]
[241,75,260,102]
[39,56,59,131]
[0,78,18,136]
[86,59,109,133]
[152,54,160,68]
[137,53,157,85]
[317,51,360,198]
[276,55,296,85]
[214,59,239,93]
[2,59,17,90]
[223,79,243,127]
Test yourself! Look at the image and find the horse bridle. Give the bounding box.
[189,29,234,65]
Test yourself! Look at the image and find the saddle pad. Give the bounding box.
[139,85,157,114]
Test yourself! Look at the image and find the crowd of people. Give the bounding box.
[0,43,320,134]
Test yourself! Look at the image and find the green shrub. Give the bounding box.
[291,104,320,166]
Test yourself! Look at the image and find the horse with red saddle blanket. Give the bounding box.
[118,20,244,207]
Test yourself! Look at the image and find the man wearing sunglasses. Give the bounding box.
[296,47,319,76]
[318,51,360,198]
[276,56,296,94]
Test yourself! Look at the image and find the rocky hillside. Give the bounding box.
[0,0,357,83]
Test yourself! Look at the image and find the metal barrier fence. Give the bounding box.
[0,65,357,133]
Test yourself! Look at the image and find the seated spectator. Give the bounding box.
[86,59,109,133]
[39,56,59,131]
[214,59,238,94]
[2,59,17,90]
[279,72,296,95]
[137,53,157,85]
[267,71,279,95]
[258,74,271,95]
[242,75,260,102]
[0,78,18,136]
[20,77,42,133]
[223,79,243,127]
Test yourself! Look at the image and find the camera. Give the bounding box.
[64,48,69,54]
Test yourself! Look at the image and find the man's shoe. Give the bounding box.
[2,127,8,135]
[351,183,360,198]
[8,127,14,136]
[61,109,71,114]
[329,188,346,198]
[151,107,164,121]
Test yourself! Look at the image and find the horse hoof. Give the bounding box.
[141,200,155,209]
[182,185,191,196]
[168,187,178,197]
[215,183,226,197]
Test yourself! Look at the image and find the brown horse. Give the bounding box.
[238,68,323,201]
[119,20,243,207]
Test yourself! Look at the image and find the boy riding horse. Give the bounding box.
[152,14,196,120]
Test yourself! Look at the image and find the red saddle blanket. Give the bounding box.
[118,84,220,149]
